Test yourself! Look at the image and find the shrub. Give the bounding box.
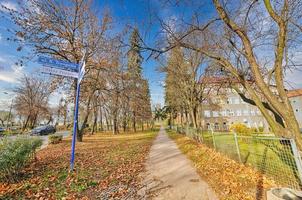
[258,126,264,133]
[0,136,42,182]
[48,134,63,144]
[229,123,252,135]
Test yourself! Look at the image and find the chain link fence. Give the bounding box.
[173,126,302,190]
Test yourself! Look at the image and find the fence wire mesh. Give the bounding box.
[173,126,302,190]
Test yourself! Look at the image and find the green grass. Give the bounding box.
[0,130,158,199]
[176,128,302,190]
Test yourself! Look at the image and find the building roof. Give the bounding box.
[287,89,302,98]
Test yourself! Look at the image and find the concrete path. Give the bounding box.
[141,127,218,200]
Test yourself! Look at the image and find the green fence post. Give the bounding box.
[200,129,204,143]
[234,132,242,163]
[289,139,302,187]
[211,128,216,149]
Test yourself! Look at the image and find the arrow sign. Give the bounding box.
[38,56,79,72]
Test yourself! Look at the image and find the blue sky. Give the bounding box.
[0,0,302,110]
[0,0,177,109]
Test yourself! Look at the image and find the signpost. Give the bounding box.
[70,60,85,171]
[38,56,85,171]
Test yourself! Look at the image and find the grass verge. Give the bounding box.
[167,129,276,200]
[0,130,158,199]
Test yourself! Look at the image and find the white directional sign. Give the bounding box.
[40,66,79,78]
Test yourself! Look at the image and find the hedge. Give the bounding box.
[0,136,42,182]
[48,134,63,144]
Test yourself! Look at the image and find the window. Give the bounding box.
[296,109,299,112]
[223,122,228,130]
[206,123,211,130]
[229,110,234,116]
[214,123,219,130]
[213,111,219,117]
[221,110,226,116]
[204,110,211,117]
[236,110,242,116]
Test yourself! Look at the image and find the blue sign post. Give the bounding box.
[70,61,85,171]
[38,56,85,171]
[70,80,80,170]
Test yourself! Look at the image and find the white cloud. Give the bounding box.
[0,60,24,83]
[0,72,17,83]
[0,1,18,12]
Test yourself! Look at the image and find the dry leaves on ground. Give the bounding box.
[168,131,276,200]
[0,131,157,199]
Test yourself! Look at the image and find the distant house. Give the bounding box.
[201,87,268,132]
[287,89,302,131]
[200,77,302,132]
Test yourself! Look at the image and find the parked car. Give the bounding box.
[0,127,5,137]
[30,125,56,136]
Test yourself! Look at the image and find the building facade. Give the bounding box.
[288,89,302,131]
[201,88,269,131]
[201,85,302,132]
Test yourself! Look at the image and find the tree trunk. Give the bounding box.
[133,112,137,132]
[77,96,92,142]
[91,113,97,135]
[99,107,103,131]
[22,115,30,131]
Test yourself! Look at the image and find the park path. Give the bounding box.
[140,127,218,200]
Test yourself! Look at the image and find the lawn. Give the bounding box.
[167,130,276,200]
[177,130,301,189]
[182,129,302,190]
[0,130,158,199]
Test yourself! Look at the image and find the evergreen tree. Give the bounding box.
[127,28,143,78]
[127,28,152,131]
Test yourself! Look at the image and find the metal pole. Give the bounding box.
[234,132,242,163]
[290,139,302,186]
[211,127,216,149]
[70,81,80,171]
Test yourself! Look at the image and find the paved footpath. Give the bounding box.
[141,127,218,200]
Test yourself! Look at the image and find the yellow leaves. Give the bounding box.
[0,131,157,199]
[169,132,277,200]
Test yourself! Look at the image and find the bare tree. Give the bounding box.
[144,0,302,149]
[14,75,53,131]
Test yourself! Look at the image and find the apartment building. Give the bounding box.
[288,89,302,131]
[201,78,302,132]
[201,88,269,131]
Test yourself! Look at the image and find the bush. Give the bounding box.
[48,134,63,144]
[0,136,42,182]
[258,126,264,133]
[229,123,252,135]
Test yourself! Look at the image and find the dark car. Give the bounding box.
[0,127,5,137]
[30,125,56,136]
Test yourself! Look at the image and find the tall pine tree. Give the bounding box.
[127,28,152,131]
